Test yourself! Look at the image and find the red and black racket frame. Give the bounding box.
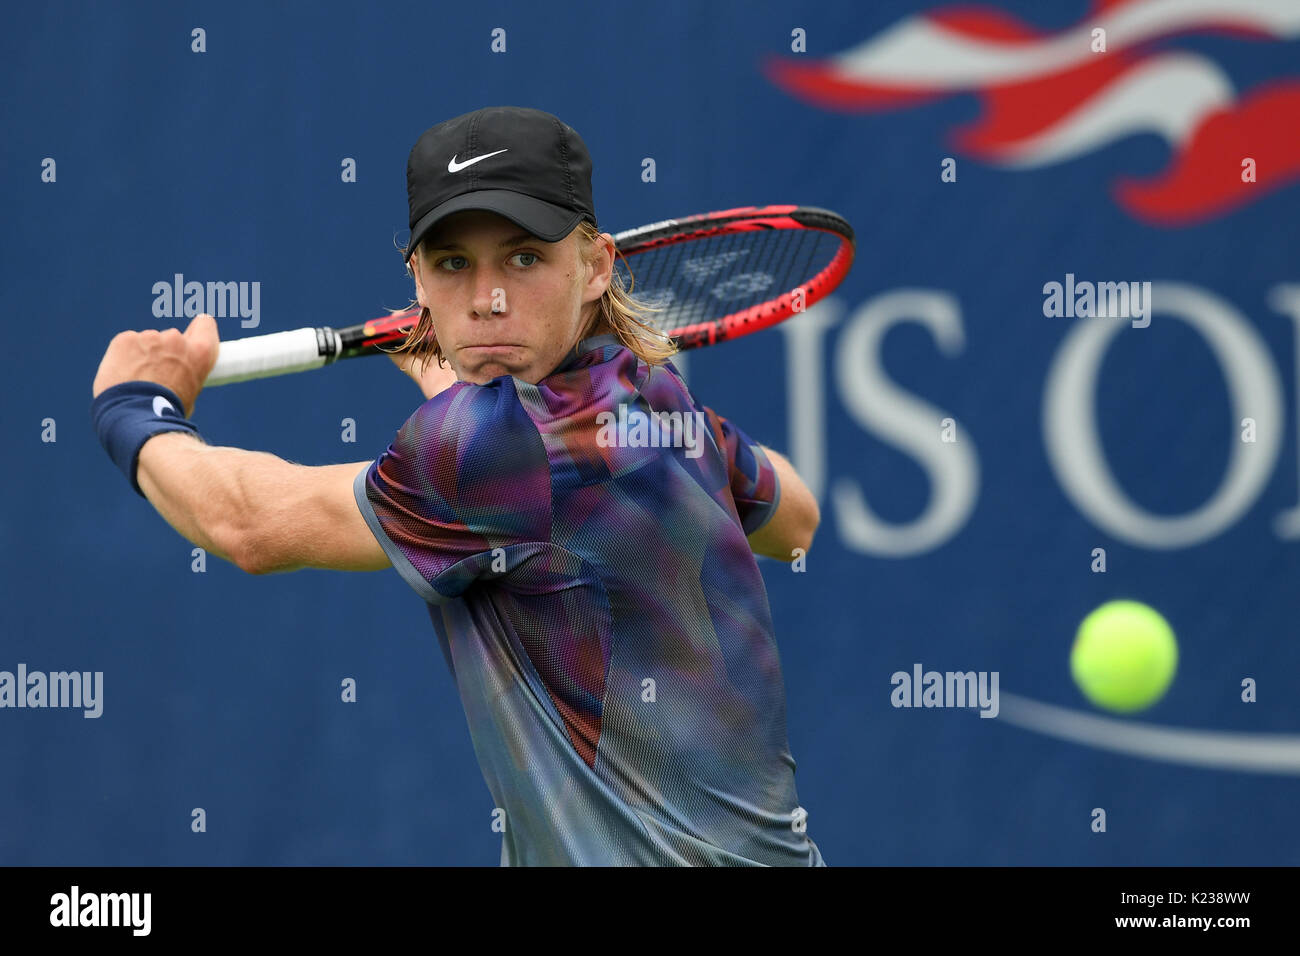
[339,204,855,357]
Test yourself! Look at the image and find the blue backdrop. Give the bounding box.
[3,0,1299,865]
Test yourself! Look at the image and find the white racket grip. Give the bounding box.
[206,327,340,386]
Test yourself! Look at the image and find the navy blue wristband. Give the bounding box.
[91,381,201,498]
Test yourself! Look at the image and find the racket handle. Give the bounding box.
[206,327,343,386]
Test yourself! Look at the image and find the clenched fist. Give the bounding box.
[92,313,220,418]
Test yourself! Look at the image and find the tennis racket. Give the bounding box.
[205,204,855,386]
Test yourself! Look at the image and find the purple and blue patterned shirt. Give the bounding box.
[354,333,824,866]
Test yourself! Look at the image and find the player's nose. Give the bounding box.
[470,266,507,318]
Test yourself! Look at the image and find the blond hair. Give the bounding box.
[391,219,678,373]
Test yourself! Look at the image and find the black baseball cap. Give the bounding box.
[405,106,597,264]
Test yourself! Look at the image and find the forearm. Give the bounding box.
[748,445,820,560]
[391,348,461,401]
[135,431,276,569]
[418,359,461,401]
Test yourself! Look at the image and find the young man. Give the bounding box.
[91,106,825,866]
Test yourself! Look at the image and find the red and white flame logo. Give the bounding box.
[767,0,1300,225]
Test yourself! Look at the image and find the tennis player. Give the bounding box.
[91,106,825,866]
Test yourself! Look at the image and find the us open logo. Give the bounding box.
[766,0,1300,777]
[768,0,1300,224]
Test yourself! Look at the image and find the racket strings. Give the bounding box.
[618,228,844,336]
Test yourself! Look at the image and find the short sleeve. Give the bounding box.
[700,406,782,535]
[353,379,551,603]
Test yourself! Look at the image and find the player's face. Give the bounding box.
[412,209,611,385]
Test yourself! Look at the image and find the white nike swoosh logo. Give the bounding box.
[153,395,176,417]
[447,149,509,173]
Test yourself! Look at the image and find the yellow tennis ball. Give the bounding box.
[1070,600,1178,713]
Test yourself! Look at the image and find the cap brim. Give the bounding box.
[406,190,586,261]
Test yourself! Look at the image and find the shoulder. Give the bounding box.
[399,377,539,450]
[375,379,549,498]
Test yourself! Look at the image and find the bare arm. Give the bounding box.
[136,431,389,575]
[92,313,392,576]
[746,446,820,561]
[386,340,461,401]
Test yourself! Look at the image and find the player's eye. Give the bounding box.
[437,255,469,272]
[510,252,539,268]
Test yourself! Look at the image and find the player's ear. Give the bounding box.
[582,232,614,304]
[409,250,428,308]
